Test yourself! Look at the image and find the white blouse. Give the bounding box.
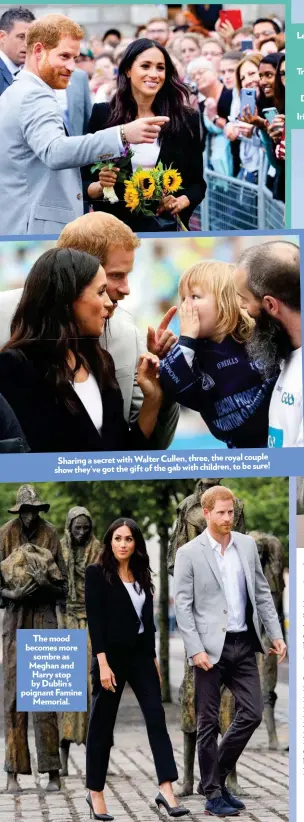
[130,138,160,172]
[73,373,103,433]
[123,581,146,633]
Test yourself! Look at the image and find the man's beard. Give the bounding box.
[246,309,293,378]
[39,54,70,89]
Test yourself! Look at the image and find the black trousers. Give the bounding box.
[195,632,263,799]
[86,635,178,791]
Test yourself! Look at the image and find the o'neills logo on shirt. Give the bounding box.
[217,357,238,370]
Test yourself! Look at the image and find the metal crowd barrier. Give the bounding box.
[191,147,285,232]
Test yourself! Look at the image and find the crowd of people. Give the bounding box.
[0,212,301,453]
[0,5,285,233]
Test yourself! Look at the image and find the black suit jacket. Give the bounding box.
[0,349,148,453]
[0,393,29,452]
[85,563,156,659]
[0,58,13,96]
[82,103,206,229]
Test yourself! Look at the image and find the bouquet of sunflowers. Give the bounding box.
[124,163,187,230]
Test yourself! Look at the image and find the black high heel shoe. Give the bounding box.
[86,792,114,820]
[155,792,190,817]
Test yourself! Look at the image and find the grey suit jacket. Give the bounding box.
[0,294,179,450]
[0,71,120,235]
[174,529,283,665]
[67,69,92,136]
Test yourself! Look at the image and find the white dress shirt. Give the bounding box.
[206,530,247,632]
[0,49,20,77]
[123,581,146,633]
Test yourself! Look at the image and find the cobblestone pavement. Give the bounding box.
[0,684,289,822]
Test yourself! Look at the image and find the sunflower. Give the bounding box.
[131,170,156,200]
[124,182,140,211]
[163,169,182,193]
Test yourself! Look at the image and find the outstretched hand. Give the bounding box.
[0,578,37,600]
[147,306,178,359]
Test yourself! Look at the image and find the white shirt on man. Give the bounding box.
[123,581,146,633]
[268,346,303,447]
[206,529,247,632]
[0,49,20,76]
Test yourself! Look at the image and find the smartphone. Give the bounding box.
[240,88,256,116]
[262,107,279,124]
[241,39,253,51]
[219,10,243,31]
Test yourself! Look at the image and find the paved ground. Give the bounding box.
[0,636,289,821]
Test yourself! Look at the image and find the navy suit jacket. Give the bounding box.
[0,57,13,96]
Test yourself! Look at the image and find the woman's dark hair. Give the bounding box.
[273,53,285,113]
[99,517,155,595]
[105,38,193,134]
[2,247,117,409]
[257,52,281,115]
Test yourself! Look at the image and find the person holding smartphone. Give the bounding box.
[224,53,263,228]
[240,53,284,202]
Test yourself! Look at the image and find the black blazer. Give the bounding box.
[0,349,148,453]
[82,103,206,229]
[85,563,156,659]
[0,393,29,453]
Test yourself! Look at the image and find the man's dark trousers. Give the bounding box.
[195,631,264,799]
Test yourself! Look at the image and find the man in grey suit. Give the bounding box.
[0,7,35,95]
[0,212,179,449]
[174,484,286,818]
[0,13,168,235]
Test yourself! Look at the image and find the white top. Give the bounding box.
[206,530,247,632]
[123,581,146,633]
[268,347,303,447]
[72,373,103,433]
[130,139,159,172]
[0,49,19,76]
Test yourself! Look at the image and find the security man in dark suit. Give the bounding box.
[0,6,35,96]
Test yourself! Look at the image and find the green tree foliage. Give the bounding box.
[0,478,289,555]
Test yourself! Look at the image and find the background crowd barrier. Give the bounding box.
[191,146,285,232]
